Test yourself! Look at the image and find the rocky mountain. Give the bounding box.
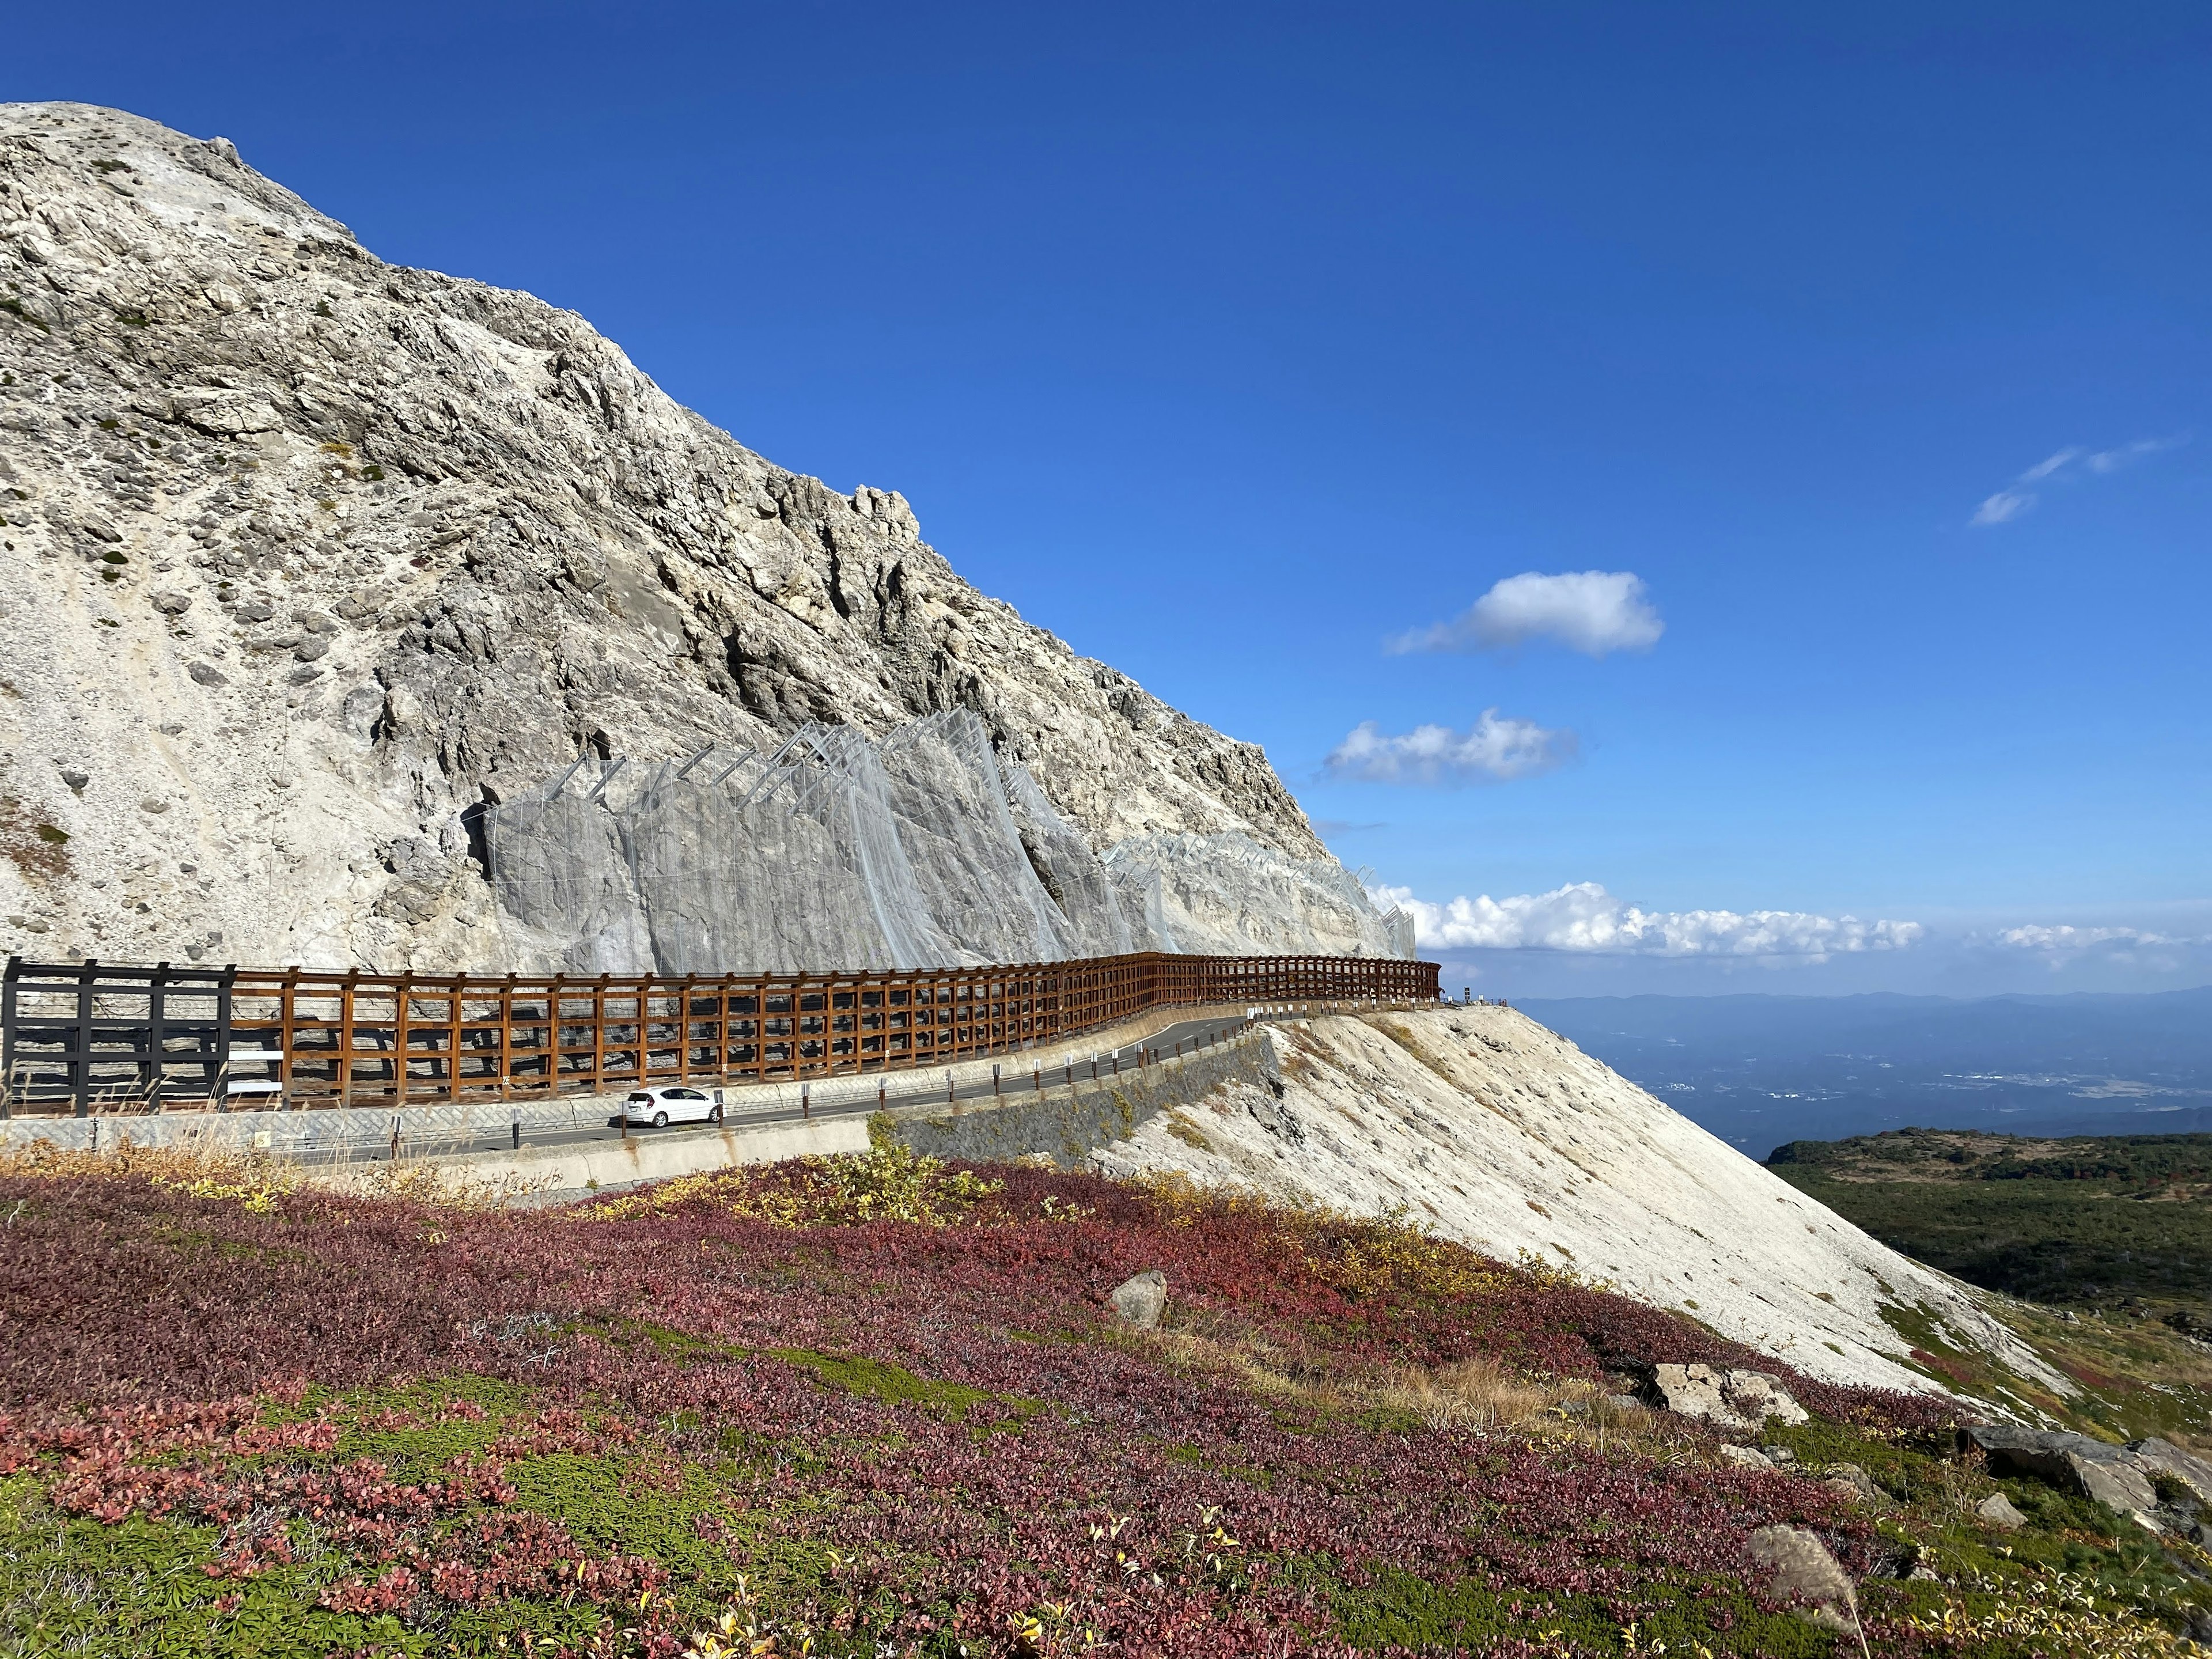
[0,103,1408,973]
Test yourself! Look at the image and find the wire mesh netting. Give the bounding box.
[486,711,1416,974]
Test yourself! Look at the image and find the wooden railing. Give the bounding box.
[2,952,1439,1112]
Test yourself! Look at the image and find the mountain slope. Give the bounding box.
[0,102,1378,971]
[1091,1005,2074,1404]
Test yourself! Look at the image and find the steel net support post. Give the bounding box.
[72,959,97,1119]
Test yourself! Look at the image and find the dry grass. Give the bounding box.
[1367,1015,1475,1090]
[0,1131,556,1210]
[1162,1110,1216,1153]
[1135,1303,1681,1458]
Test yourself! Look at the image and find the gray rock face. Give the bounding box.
[0,102,1405,972]
[2127,1437,2212,1507]
[1108,1268,1169,1329]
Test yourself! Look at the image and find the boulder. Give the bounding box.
[2126,1437,2212,1506]
[1961,1424,2162,1522]
[1109,1269,1168,1330]
[1649,1363,1734,1423]
[1719,1444,1774,1470]
[1725,1368,1810,1426]
[1824,1463,1891,1508]
[1646,1363,1809,1432]
[1975,1491,2027,1531]
[2074,1457,2161,1520]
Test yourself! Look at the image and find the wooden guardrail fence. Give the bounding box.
[3,952,1440,1115]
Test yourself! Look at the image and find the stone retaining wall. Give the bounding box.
[884,1028,1277,1167]
[0,1093,624,1159]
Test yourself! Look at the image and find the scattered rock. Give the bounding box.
[145,387,283,435]
[59,768,88,792]
[1824,1464,1892,1508]
[1719,1444,1774,1470]
[1745,1524,1865,1642]
[1108,1269,1168,1329]
[1975,1491,2027,1530]
[150,590,194,615]
[139,797,168,815]
[233,600,275,623]
[1962,1424,2165,1525]
[186,662,228,687]
[1645,1363,1809,1432]
[1245,1092,1304,1145]
[1759,1443,1799,1467]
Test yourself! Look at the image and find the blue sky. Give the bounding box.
[12,3,2210,995]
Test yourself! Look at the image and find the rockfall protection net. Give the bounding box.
[484,710,1416,974]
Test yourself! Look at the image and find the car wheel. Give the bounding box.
[653,1110,669,1128]
[709,1104,722,1123]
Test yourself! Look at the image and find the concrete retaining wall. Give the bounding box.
[343,1115,871,1199]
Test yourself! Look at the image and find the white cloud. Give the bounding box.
[1327,711,1577,785]
[1970,436,2184,527]
[1996,924,2183,951]
[1389,570,1663,657]
[1969,487,2036,527]
[1370,880,1924,960]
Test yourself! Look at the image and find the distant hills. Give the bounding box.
[1520,985,2212,1151]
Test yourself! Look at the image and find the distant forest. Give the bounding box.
[1767,1128,2212,1321]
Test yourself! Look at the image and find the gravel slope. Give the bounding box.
[1092,1006,2072,1401]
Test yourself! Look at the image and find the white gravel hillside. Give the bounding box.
[1092,1006,2069,1402]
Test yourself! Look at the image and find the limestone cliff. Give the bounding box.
[0,103,1402,971]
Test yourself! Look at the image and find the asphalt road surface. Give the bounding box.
[377,1012,1260,1164]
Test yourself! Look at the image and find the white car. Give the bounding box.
[622,1085,724,1128]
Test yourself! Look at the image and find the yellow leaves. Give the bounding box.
[685,1578,815,1659]
[1893,1567,2198,1657]
[574,1143,1005,1229]
[152,1172,286,1213]
[1010,1600,1096,1658]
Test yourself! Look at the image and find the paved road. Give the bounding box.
[377,1011,1261,1164]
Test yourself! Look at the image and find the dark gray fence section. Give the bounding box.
[2,959,237,1116]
